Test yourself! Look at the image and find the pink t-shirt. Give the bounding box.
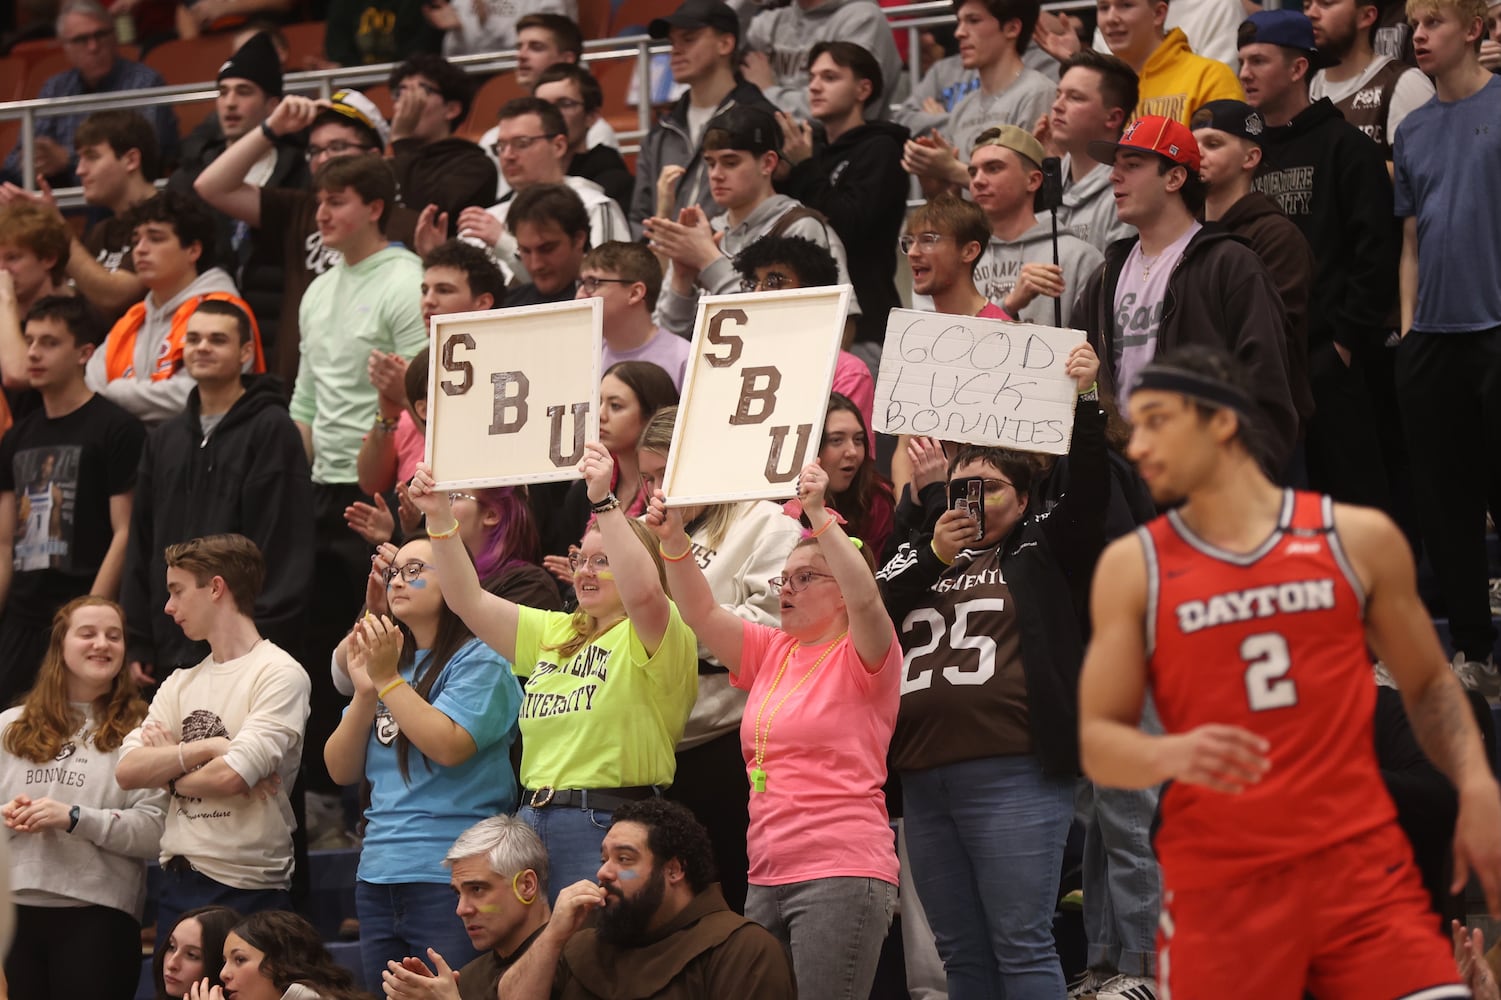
[395,410,424,484]
[733,621,901,887]
[978,301,1012,320]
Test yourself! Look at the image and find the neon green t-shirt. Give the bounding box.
[512,603,698,790]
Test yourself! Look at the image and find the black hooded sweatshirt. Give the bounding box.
[121,375,315,677]
[1252,98,1401,355]
[782,119,911,345]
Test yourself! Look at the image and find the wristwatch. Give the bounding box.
[67,804,80,833]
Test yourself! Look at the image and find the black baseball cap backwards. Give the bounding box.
[649,0,740,40]
[1189,100,1267,145]
[704,104,780,156]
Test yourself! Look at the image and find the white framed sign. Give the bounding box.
[662,285,852,506]
[874,309,1085,456]
[425,298,602,488]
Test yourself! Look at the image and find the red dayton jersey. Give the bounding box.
[1142,490,1398,891]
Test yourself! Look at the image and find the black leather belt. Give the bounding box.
[524,786,661,811]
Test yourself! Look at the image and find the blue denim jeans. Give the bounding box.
[519,803,614,905]
[745,877,897,1000]
[155,863,291,941]
[354,880,481,990]
[902,754,1074,1000]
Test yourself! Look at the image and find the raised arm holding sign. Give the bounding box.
[874,309,1087,456]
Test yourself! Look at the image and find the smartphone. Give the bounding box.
[948,478,985,541]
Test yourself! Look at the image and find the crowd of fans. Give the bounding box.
[0,0,1499,995]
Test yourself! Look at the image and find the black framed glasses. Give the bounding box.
[769,570,835,594]
[305,140,373,161]
[384,560,430,585]
[491,134,560,155]
[739,271,792,293]
[63,27,113,46]
[549,98,585,112]
[569,552,610,574]
[577,277,635,295]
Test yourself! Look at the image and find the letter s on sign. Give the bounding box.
[705,308,747,368]
[441,333,475,395]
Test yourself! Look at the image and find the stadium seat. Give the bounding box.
[607,0,677,36]
[143,35,238,135]
[8,37,61,58]
[588,55,646,136]
[457,70,525,141]
[577,0,612,40]
[281,19,327,70]
[19,47,73,98]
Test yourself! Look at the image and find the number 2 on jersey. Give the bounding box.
[899,599,1006,694]
[1242,632,1298,711]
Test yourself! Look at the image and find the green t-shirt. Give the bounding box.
[512,603,698,790]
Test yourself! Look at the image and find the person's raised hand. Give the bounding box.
[354,614,404,687]
[456,206,504,249]
[394,482,423,536]
[1002,261,1066,315]
[643,209,720,272]
[644,489,685,542]
[1481,38,1501,72]
[932,505,978,563]
[578,441,616,504]
[907,437,949,494]
[544,881,610,944]
[740,49,774,90]
[421,0,461,31]
[655,164,686,218]
[391,88,424,142]
[1033,11,1083,63]
[405,464,454,524]
[345,496,396,546]
[542,545,579,586]
[32,137,69,179]
[187,978,226,1000]
[381,949,461,999]
[775,112,814,165]
[1453,919,1501,1000]
[266,95,322,138]
[796,460,829,516]
[368,349,410,407]
[5,795,70,832]
[1066,341,1100,394]
[1157,724,1271,793]
[413,204,451,258]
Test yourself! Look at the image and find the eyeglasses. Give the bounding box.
[739,271,792,293]
[491,134,559,155]
[449,492,477,503]
[306,140,373,161]
[384,560,430,585]
[549,98,585,112]
[569,552,610,574]
[899,232,948,253]
[577,277,634,295]
[63,27,113,46]
[769,570,835,594]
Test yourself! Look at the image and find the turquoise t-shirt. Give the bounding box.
[357,638,522,885]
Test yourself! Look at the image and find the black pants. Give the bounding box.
[666,730,750,914]
[0,608,55,710]
[305,482,374,794]
[1395,328,1501,659]
[7,904,141,1000]
[1304,342,1394,512]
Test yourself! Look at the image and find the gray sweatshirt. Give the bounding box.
[946,67,1056,158]
[745,0,904,118]
[0,704,168,918]
[654,193,859,336]
[1054,155,1134,254]
[973,217,1104,328]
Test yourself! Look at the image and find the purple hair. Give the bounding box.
[471,487,542,582]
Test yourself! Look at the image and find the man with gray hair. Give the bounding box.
[381,815,553,1000]
[0,0,178,188]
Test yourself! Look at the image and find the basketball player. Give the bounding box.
[1078,344,1501,999]
[16,451,61,571]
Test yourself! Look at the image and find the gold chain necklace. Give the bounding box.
[749,631,847,793]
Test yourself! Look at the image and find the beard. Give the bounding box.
[595,866,667,949]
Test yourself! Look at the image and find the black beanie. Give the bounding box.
[218,31,283,98]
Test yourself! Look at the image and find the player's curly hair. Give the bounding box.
[610,799,719,893]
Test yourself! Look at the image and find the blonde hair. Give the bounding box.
[1405,0,1488,28]
[638,406,741,550]
[544,518,669,659]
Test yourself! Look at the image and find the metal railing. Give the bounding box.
[0,0,1097,208]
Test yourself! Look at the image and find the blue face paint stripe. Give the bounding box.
[406,578,428,588]
[617,869,639,880]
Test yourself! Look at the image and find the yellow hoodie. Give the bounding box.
[1135,28,1244,124]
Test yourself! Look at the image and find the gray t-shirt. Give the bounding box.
[946,66,1055,158]
[1114,223,1200,396]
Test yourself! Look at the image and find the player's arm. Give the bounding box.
[1342,504,1501,913]
[1080,534,1271,792]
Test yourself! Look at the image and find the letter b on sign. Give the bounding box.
[730,366,781,425]
[490,371,529,434]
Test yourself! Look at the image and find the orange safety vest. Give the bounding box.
[103,292,267,383]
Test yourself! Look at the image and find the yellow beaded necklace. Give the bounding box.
[749,631,847,793]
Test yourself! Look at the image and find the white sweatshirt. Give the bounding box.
[119,639,310,890]
[0,703,168,918]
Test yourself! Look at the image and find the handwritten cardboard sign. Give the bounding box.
[425,299,602,488]
[662,286,851,505]
[874,309,1085,456]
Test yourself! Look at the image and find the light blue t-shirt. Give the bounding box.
[1393,75,1501,333]
[357,638,522,885]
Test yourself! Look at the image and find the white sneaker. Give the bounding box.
[1452,651,1501,702]
[1095,974,1158,1000]
[1068,970,1108,998]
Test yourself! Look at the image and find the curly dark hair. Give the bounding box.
[732,235,838,289]
[231,911,373,1000]
[128,190,216,275]
[610,799,718,893]
[389,53,476,127]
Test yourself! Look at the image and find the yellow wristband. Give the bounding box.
[428,518,460,540]
[930,539,954,566]
[377,677,406,700]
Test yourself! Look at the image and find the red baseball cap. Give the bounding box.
[1089,115,1202,173]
